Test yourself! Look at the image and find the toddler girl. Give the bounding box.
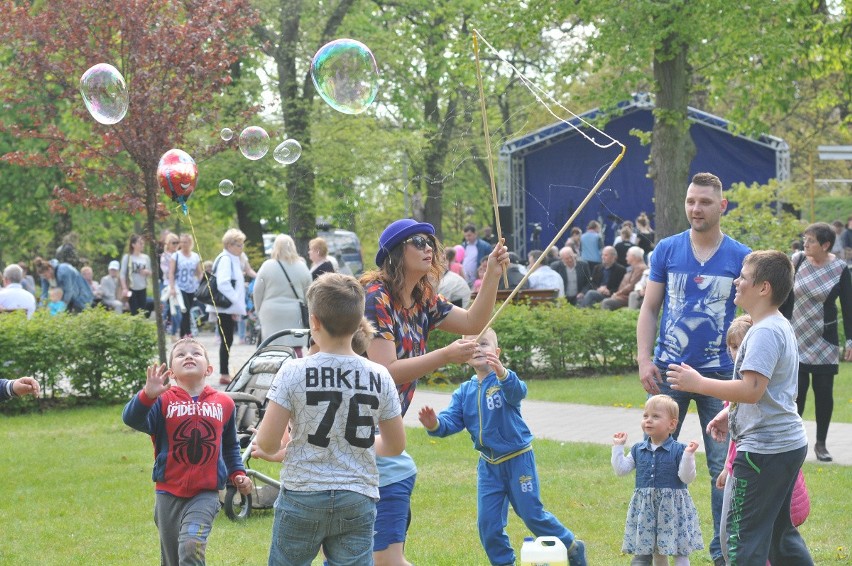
[612,394,703,565]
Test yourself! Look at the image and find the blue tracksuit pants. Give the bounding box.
[477,450,575,565]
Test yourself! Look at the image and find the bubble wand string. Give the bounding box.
[185,210,229,359]
[472,30,508,288]
[475,145,626,341]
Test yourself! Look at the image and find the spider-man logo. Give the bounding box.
[172,419,218,466]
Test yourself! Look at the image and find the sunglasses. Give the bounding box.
[403,234,435,251]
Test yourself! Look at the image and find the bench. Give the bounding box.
[470,288,560,306]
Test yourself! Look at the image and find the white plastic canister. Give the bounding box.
[519,536,568,566]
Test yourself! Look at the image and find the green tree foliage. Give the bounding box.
[723,180,806,252]
[566,1,849,239]
[0,0,256,360]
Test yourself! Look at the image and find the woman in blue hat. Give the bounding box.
[361,218,509,566]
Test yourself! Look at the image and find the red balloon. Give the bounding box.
[157,149,198,203]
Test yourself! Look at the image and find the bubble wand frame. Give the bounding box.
[475,145,626,341]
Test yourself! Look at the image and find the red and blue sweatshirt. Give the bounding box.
[123,385,245,498]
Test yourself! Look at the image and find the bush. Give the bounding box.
[0,307,157,410]
[426,302,640,383]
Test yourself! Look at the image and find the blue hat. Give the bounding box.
[375,219,435,267]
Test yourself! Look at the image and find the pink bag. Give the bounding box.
[790,469,810,527]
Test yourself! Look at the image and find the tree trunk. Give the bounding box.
[145,167,166,364]
[235,200,262,250]
[649,32,695,240]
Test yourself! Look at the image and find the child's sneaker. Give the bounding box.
[567,539,586,566]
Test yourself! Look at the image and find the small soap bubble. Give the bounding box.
[220,128,234,141]
[79,63,129,125]
[310,39,378,115]
[239,126,269,160]
[218,179,235,197]
[273,139,302,165]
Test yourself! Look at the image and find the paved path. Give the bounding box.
[198,332,852,467]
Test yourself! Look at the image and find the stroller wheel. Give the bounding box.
[223,485,252,521]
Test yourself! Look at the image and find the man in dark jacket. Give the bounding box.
[578,246,625,307]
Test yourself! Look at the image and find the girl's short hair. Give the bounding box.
[726,314,753,348]
[645,394,679,421]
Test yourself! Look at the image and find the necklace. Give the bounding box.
[691,231,724,267]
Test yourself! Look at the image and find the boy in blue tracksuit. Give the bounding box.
[418,328,587,566]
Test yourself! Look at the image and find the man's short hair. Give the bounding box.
[3,264,23,283]
[463,224,477,234]
[528,249,543,263]
[743,250,793,306]
[691,172,723,194]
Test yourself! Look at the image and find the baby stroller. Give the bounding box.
[220,328,308,520]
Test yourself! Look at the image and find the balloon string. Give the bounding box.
[186,211,229,359]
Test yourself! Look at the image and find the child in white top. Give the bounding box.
[612,394,703,565]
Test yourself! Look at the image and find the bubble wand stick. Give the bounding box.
[472,30,508,287]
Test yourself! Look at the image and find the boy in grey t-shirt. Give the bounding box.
[665,250,812,565]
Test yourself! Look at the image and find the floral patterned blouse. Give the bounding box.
[364,280,453,416]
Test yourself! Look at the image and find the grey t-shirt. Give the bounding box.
[730,313,808,453]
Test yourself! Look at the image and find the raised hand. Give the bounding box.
[685,440,700,454]
[418,406,437,429]
[143,363,171,400]
[612,431,628,446]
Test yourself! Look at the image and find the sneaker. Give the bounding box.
[567,539,586,566]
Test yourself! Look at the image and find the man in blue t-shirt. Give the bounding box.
[636,172,750,566]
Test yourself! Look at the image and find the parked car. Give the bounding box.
[263,229,363,276]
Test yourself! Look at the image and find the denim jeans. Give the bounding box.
[656,368,729,560]
[268,489,376,566]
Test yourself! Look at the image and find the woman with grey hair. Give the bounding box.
[253,234,312,355]
[208,229,249,384]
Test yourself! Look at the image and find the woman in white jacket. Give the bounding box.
[208,229,248,384]
[253,234,312,356]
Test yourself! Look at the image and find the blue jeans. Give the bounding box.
[656,368,729,560]
[268,489,376,566]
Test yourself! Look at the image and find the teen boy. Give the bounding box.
[666,251,813,565]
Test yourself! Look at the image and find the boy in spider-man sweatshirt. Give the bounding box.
[123,337,252,566]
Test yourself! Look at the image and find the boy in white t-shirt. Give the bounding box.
[256,273,405,566]
[666,250,812,565]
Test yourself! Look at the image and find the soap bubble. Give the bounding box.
[220,128,234,141]
[273,139,302,165]
[238,126,269,160]
[311,39,378,115]
[79,63,129,125]
[218,179,235,197]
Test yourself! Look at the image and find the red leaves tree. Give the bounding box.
[0,0,256,361]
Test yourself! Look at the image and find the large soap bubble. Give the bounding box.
[239,126,269,160]
[79,63,129,125]
[273,139,302,165]
[157,149,198,207]
[311,39,378,115]
[218,179,235,197]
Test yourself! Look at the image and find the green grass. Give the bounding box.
[2,405,851,564]
[423,363,852,423]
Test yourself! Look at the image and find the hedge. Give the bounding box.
[427,302,640,382]
[0,308,157,410]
